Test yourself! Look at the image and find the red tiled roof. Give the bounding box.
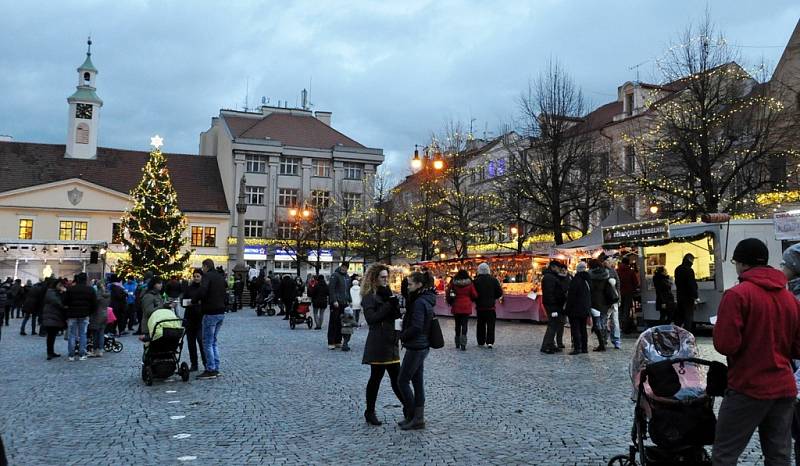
[0,142,229,214]
[222,112,365,149]
[578,101,623,133]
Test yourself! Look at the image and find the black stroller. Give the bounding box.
[255,291,277,316]
[141,310,190,386]
[608,325,727,466]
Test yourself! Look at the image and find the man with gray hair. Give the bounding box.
[473,262,503,349]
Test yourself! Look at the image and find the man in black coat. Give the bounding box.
[194,259,227,379]
[63,273,97,360]
[473,262,503,348]
[674,253,698,331]
[541,261,569,354]
[20,281,46,336]
[565,262,592,354]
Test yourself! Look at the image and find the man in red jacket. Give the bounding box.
[712,238,800,465]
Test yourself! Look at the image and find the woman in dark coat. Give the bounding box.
[588,258,616,352]
[40,279,67,360]
[564,262,592,354]
[280,275,298,320]
[309,275,329,330]
[652,266,675,324]
[361,264,403,426]
[182,269,206,371]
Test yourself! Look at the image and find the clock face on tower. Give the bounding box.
[75,103,93,119]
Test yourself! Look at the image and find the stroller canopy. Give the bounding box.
[630,325,699,384]
[147,308,182,342]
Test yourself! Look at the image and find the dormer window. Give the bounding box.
[625,92,634,116]
[83,72,91,84]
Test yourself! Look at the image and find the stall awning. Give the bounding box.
[602,223,717,248]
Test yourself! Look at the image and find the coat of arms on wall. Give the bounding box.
[67,187,84,206]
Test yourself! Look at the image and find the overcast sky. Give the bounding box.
[1,0,798,181]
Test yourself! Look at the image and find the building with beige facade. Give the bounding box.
[0,43,230,282]
[199,101,384,277]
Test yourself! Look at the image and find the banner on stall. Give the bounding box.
[774,211,800,240]
[602,220,670,245]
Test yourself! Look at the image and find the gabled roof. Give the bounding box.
[221,112,365,149]
[0,142,228,214]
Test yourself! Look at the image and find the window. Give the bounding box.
[279,157,300,176]
[58,220,87,240]
[245,154,267,173]
[18,219,33,240]
[342,192,361,210]
[112,222,123,244]
[343,162,363,180]
[600,152,611,178]
[625,93,634,116]
[277,222,294,239]
[496,158,506,177]
[311,190,330,208]
[625,195,636,214]
[624,146,636,175]
[312,159,331,177]
[75,123,89,144]
[191,226,216,247]
[278,188,298,207]
[244,219,264,238]
[245,186,265,205]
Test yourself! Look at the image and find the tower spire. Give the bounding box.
[87,36,92,56]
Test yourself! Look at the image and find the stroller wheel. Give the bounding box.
[267,307,276,316]
[256,307,264,316]
[179,362,190,382]
[307,318,313,329]
[143,366,154,386]
[113,341,124,353]
[105,341,114,352]
[607,455,635,466]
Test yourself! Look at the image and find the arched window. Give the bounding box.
[83,72,91,84]
[76,123,89,144]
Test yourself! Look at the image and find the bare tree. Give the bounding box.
[621,14,800,219]
[354,166,403,263]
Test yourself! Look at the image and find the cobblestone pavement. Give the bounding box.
[0,310,767,465]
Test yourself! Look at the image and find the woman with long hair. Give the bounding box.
[446,269,477,351]
[361,264,403,425]
[398,270,436,430]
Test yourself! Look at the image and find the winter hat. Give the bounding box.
[352,279,359,286]
[477,263,490,275]
[576,262,588,272]
[732,238,769,266]
[782,244,800,275]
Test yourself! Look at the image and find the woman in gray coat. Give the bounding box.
[361,264,403,426]
[140,278,165,338]
[88,284,109,357]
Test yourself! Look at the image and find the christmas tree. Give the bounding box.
[116,136,191,278]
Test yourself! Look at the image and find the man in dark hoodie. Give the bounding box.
[473,262,503,348]
[541,261,569,354]
[674,253,698,331]
[63,273,97,361]
[712,238,800,465]
[588,259,616,352]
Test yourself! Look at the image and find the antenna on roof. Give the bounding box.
[261,96,266,105]
[628,60,649,82]
[242,77,250,112]
[301,89,308,110]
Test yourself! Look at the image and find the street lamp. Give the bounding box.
[510,226,519,236]
[649,203,660,215]
[411,144,445,172]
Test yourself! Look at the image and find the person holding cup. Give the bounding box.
[182,269,206,372]
[361,264,403,426]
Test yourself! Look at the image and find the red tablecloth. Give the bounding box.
[433,294,544,321]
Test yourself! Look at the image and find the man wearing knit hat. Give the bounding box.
[712,238,800,465]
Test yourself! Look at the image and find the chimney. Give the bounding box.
[315,111,331,126]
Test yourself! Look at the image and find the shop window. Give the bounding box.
[18,219,33,240]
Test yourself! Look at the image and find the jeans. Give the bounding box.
[712,389,795,466]
[202,314,224,372]
[313,305,326,329]
[20,313,37,334]
[92,329,104,353]
[606,304,620,347]
[399,348,429,408]
[476,309,496,345]
[541,313,564,350]
[67,317,89,357]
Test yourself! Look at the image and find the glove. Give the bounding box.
[551,312,558,318]
[388,295,400,307]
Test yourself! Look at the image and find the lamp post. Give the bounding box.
[234,174,249,279]
[411,144,445,261]
[288,206,312,277]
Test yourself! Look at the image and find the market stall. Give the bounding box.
[415,252,549,321]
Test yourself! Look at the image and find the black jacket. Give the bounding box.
[310,281,329,308]
[64,283,97,319]
[0,283,8,308]
[362,289,401,364]
[473,274,503,310]
[40,288,66,328]
[109,283,128,315]
[564,271,592,318]
[280,276,298,306]
[653,272,675,310]
[541,268,569,315]
[182,282,204,326]
[22,283,46,316]
[400,288,436,350]
[195,269,227,315]
[588,267,615,313]
[674,260,698,301]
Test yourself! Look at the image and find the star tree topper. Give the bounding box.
[150,134,164,150]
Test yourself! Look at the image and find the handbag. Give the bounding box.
[106,307,117,325]
[428,316,444,349]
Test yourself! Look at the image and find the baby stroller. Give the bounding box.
[608,325,727,466]
[289,296,313,329]
[78,333,123,354]
[255,291,277,316]
[141,308,190,386]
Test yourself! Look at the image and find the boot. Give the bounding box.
[460,335,467,351]
[400,406,425,430]
[397,405,413,425]
[364,410,382,426]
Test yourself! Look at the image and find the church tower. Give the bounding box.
[65,37,103,159]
